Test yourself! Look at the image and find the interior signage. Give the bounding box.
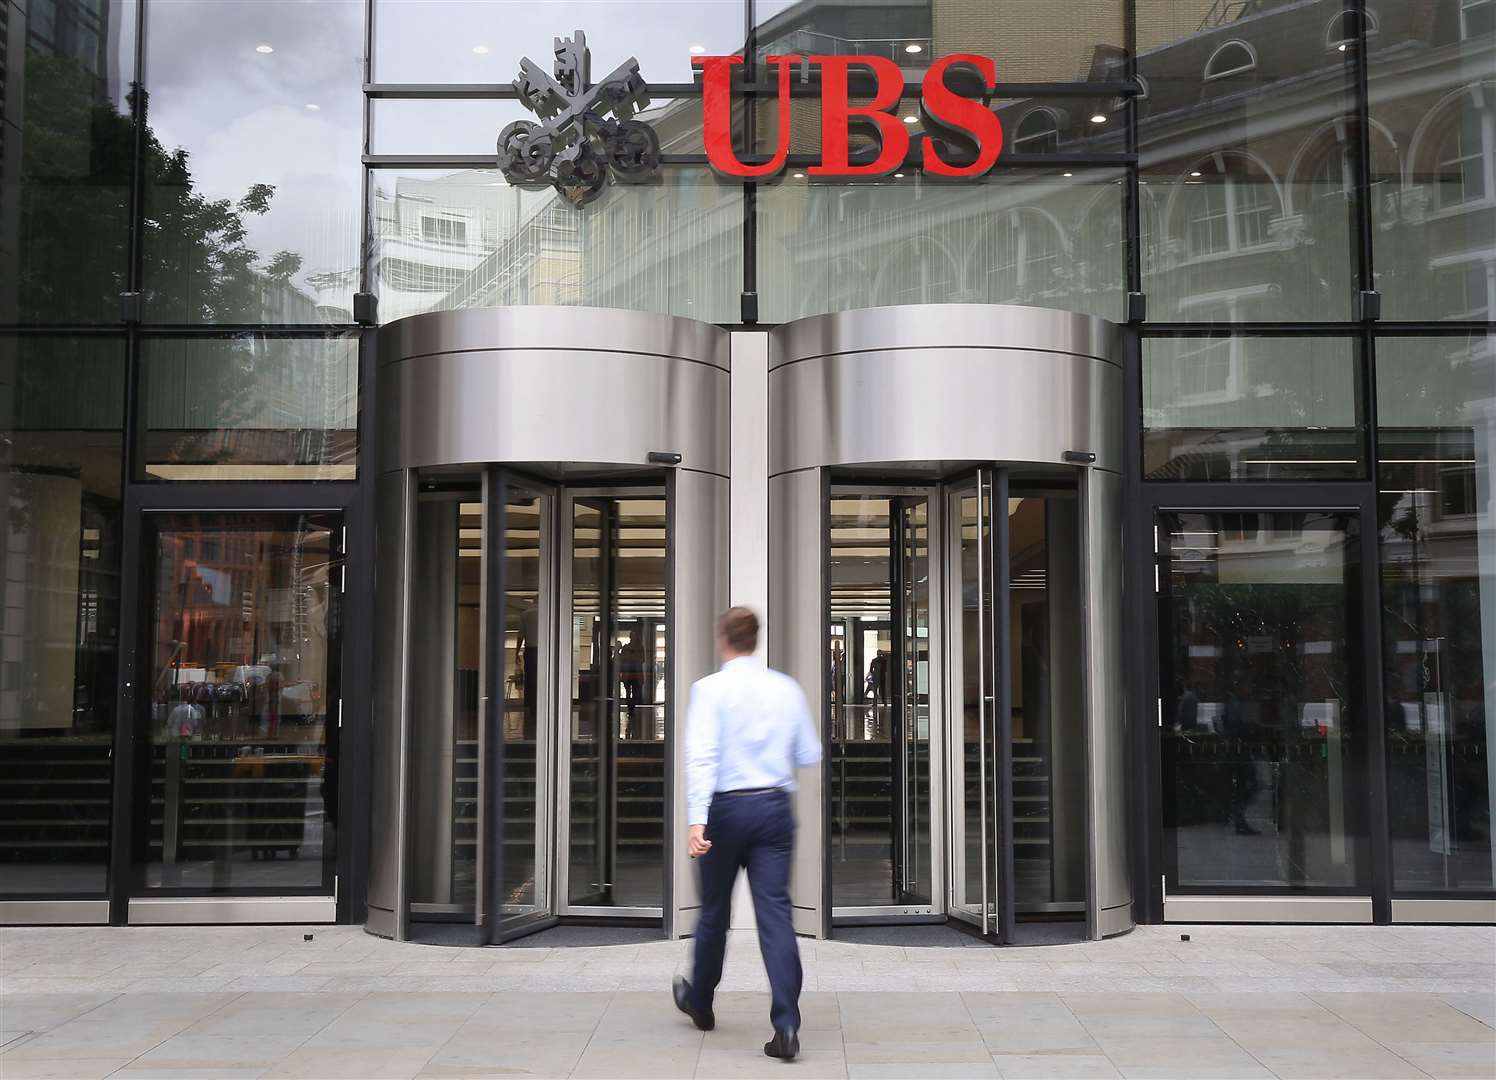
[695,55,1004,180]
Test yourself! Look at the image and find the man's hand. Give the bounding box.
[688,824,712,857]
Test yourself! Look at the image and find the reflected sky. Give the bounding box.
[145,1,364,308]
[373,0,748,83]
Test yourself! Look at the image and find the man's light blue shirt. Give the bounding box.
[685,656,822,825]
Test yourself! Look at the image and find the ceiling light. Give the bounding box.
[304,103,320,111]
[1062,171,1073,177]
[792,172,805,179]
[472,45,490,54]
[1337,42,1348,52]
[894,172,905,178]
[1090,113,1107,124]
[902,115,918,124]
[1190,170,1202,177]
[255,44,274,54]
[904,43,923,54]
[689,44,706,55]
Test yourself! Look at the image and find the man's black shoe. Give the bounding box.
[764,1029,799,1061]
[672,975,715,1031]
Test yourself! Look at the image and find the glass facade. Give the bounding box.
[1,0,1492,923]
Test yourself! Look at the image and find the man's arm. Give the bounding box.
[685,680,719,827]
[789,679,822,767]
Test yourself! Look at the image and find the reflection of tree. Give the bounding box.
[9,48,308,323]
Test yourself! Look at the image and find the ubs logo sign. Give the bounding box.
[497,34,1005,204]
[497,32,661,206]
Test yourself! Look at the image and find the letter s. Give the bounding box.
[920,54,1002,178]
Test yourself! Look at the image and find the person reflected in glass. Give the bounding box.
[619,634,647,740]
[1222,673,1260,836]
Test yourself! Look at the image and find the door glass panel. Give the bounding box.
[828,492,932,910]
[501,489,545,920]
[953,491,987,917]
[1008,490,1087,913]
[568,501,607,906]
[1158,511,1364,891]
[898,499,933,907]
[141,513,339,893]
[566,494,667,910]
[407,487,480,917]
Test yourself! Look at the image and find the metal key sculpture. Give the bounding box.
[497,31,660,207]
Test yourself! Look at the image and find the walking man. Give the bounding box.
[673,607,822,1060]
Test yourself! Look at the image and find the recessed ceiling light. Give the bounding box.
[904,43,923,54]
[304,103,320,111]
[255,44,274,54]
[792,172,805,178]
[902,115,918,124]
[1062,171,1073,178]
[1190,170,1202,177]
[472,45,490,54]
[1337,42,1348,52]
[894,172,905,178]
[1090,113,1107,124]
[689,44,706,55]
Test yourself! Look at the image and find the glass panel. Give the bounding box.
[612,498,667,907]
[898,498,932,907]
[567,494,667,909]
[370,97,709,156]
[953,490,986,917]
[1158,510,1364,892]
[142,335,358,481]
[568,501,607,906]
[369,168,741,324]
[373,1,747,83]
[829,495,895,907]
[501,489,546,919]
[141,0,362,323]
[1142,336,1362,481]
[0,0,137,322]
[1136,0,1359,321]
[754,1,1125,82]
[408,488,481,918]
[828,492,931,909]
[758,172,1126,322]
[1378,333,1496,894]
[1368,3,1496,319]
[1007,490,1086,912]
[0,337,125,896]
[141,513,340,893]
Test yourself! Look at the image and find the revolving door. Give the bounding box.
[366,307,730,943]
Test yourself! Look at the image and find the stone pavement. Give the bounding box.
[0,923,1492,1078]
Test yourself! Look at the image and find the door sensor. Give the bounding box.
[647,451,683,465]
[1063,450,1097,464]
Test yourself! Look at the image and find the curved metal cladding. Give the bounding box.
[766,303,1132,940]
[376,306,730,475]
[368,307,731,941]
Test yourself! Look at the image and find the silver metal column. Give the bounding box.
[1082,467,1132,939]
[768,467,829,937]
[667,469,730,938]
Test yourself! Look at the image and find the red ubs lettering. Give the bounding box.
[693,53,1003,179]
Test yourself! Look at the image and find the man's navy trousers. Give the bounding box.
[689,788,802,1033]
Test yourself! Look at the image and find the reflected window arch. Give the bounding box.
[1432,91,1493,209]
[1013,108,1061,153]
[969,208,1066,303]
[1177,154,1280,259]
[875,236,958,306]
[1203,40,1257,82]
[1325,9,1377,50]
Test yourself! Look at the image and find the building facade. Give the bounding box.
[0,0,1492,937]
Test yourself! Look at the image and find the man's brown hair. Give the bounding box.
[717,606,759,655]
